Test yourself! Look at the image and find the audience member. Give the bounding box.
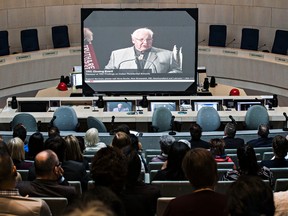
[153,141,190,181]
[221,145,273,187]
[124,151,160,216]
[64,200,115,216]
[7,137,33,169]
[64,134,89,170]
[13,123,28,152]
[27,132,45,161]
[163,148,228,216]
[227,175,275,216]
[75,136,85,154]
[17,150,77,203]
[210,138,234,163]
[274,188,288,215]
[151,135,175,162]
[111,131,132,152]
[47,126,60,138]
[84,128,107,153]
[0,151,51,215]
[260,135,288,168]
[189,123,210,149]
[129,134,148,173]
[223,123,245,149]
[114,124,131,135]
[247,124,273,147]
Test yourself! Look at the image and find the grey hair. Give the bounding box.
[131,28,153,38]
[84,128,100,147]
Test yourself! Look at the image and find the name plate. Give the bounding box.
[42,51,58,57]
[249,53,264,58]
[0,58,5,64]
[275,56,288,63]
[16,55,31,61]
[70,48,81,54]
[222,50,238,55]
[198,47,211,52]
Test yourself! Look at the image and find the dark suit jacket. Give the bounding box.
[247,137,273,148]
[16,179,77,203]
[189,139,210,149]
[260,158,288,168]
[223,137,245,149]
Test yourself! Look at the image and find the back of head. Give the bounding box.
[237,145,259,175]
[13,123,27,143]
[7,137,25,161]
[85,128,100,147]
[182,148,217,189]
[64,135,83,161]
[210,138,226,157]
[34,150,58,177]
[48,126,60,138]
[227,175,275,216]
[91,146,127,193]
[167,141,190,171]
[111,131,131,150]
[258,124,270,138]
[159,135,175,155]
[114,124,130,135]
[224,122,236,138]
[272,135,288,159]
[189,123,202,140]
[126,151,141,187]
[44,135,66,162]
[28,132,44,159]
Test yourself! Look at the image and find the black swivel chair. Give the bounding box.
[240,28,259,51]
[271,30,288,55]
[0,30,10,56]
[52,25,70,48]
[21,29,40,52]
[208,25,227,47]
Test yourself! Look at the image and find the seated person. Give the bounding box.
[223,123,244,149]
[247,124,273,148]
[260,135,288,168]
[210,138,234,164]
[153,141,190,181]
[221,145,273,187]
[26,132,45,161]
[0,146,51,216]
[84,128,107,153]
[189,123,210,149]
[105,27,182,74]
[163,148,228,216]
[112,103,129,112]
[17,150,77,203]
[151,135,175,162]
[227,175,275,216]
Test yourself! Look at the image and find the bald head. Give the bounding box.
[35,150,59,178]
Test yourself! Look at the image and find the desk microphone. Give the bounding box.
[284,112,288,121]
[226,38,235,47]
[169,116,176,135]
[258,44,266,50]
[109,116,115,135]
[283,112,288,131]
[49,116,56,128]
[198,39,206,44]
[229,115,237,125]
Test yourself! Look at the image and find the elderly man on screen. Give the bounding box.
[105,28,182,74]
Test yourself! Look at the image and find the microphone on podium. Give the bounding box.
[283,112,288,131]
[169,116,176,135]
[109,116,115,135]
[229,115,237,125]
[226,39,235,47]
[198,39,206,44]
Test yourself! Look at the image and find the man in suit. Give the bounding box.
[0,145,51,215]
[189,123,210,149]
[223,122,245,149]
[105,28,182,74]
[247,124,273,148]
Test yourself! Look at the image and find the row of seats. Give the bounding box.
[208,25,288,55]
[0,25,70,56]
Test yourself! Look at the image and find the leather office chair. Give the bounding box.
[271,30,288,55]
[39,197,68,216]
[52,25,70,48]
[87,116,107,132]
[11,113,39,132]
[51,106,80,132]
[244,105,269,130]
[151,107,173,132]
[157,197,174,216]
[20,29,40,52]
[208,25,227,47]
[240,28,259,51]
[196,107,221,131]
[0,30,10,56]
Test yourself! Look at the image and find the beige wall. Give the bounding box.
[0,0,288,53]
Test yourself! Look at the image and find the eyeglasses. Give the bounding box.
[134,37,153,43]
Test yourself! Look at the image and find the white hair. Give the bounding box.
[131,28,154,38]
[84,128,100,147]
